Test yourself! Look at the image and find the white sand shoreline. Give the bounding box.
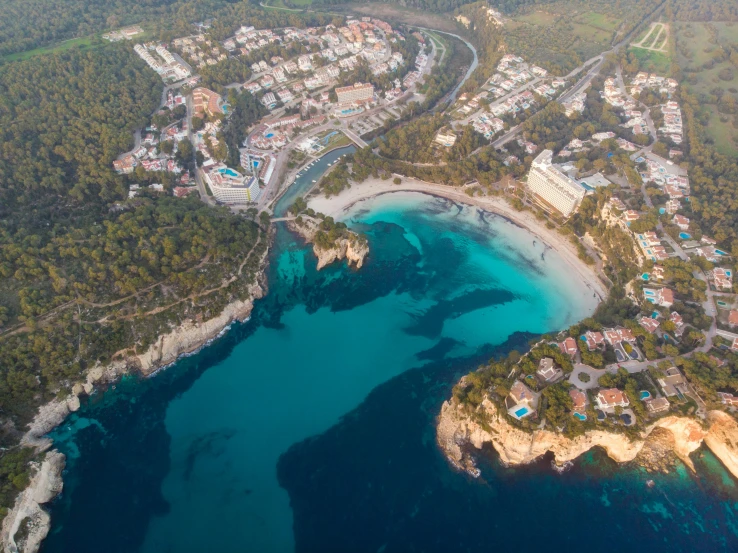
[307,177,608,302]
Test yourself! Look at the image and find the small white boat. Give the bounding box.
[312,179,317,183]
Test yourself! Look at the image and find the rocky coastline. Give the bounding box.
[1,451,65,553]
[2,252,270,553]
[437,394,738,480]
[287,216,369,270]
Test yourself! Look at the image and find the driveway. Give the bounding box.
[569,363,609,390]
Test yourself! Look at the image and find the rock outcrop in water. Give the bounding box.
[437,395,738,479]
[287,215,369,270]
[1,450,65,553]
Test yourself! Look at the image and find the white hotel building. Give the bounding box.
[203,164,261,204]
[526,150,585,217]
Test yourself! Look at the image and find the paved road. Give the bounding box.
[489,1,666,150]
[411,27,478,105]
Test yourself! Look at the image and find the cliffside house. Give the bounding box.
[569,389,587,417]
[536,357,563,382]
[644,397,670,413]
[657,366,687,397]
[595,388,630,410]
[717,392,738,406]
[558,337,578,357]
[603,327,636,346]
[584,330,605,351]
[506,380,538,420]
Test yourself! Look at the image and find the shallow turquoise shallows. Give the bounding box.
[43,193,738,553]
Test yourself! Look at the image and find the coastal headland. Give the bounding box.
[306,179,738,481]
[437,393,738,480]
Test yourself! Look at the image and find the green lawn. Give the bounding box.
[577,12,621,32]
[516,11,559,27]
[3,35,100,62]
[627,46,672,74]
[705,106,738,157]
[571,22,612,44]
[262,0,311,9]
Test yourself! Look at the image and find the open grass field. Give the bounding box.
[706,105,738,157]
[627,46,672,74]
[3,35,100,62]
[577,12,621,32]
[504,5,626,74]
[516,11,559,27]
[675,22,718,68]
[571,22,612,44]
[674,20,738,156]
[262,0,311,11]
[332,3,459,33]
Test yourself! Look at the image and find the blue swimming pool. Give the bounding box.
[644,290,655,296]
[679,232,691,240]
[514,406,530,418]
[573,412,587,421]
[659,208,666,214]
[642,273,649,280]
[265,132,275,139]
[218,167,239,178]
[716,249,728,256]
[652,311,659,319]
[640,390,651,400]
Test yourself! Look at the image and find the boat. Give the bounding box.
[312,179,317,183]
[646,479,655,488]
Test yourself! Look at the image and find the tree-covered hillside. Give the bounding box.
[0,44,267,450]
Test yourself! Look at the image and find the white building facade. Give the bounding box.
[526,150,585,217]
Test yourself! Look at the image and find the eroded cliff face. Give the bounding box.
[1,451,65,553]
[287,216,369,270]
[10,279,267,553]
[704,410,738,478]
[437,396,737,480]
[21,281,265,450]
[135,287,262,374]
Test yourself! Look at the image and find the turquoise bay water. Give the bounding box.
[42,194,738,553]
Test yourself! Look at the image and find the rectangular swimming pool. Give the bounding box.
[514,406,530,418]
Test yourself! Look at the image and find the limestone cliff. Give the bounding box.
[436,396,737,479]
[704,410,738,478]
[20,281,265,452]
[287,216,369,270]
[135,285,262,374]
[8,278,266,553]
[1,451,65,553]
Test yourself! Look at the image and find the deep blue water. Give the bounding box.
[41,194,738,553]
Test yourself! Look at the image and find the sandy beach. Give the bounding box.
[307,177,608,302]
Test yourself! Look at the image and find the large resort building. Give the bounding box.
[203,164,261,204]
[335,82,374,104]
[526,150,586,217]
[193,87,227,118]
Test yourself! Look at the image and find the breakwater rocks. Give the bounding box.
[437,395,738,479]
[1,450,65,553]
[287,216,369,270]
